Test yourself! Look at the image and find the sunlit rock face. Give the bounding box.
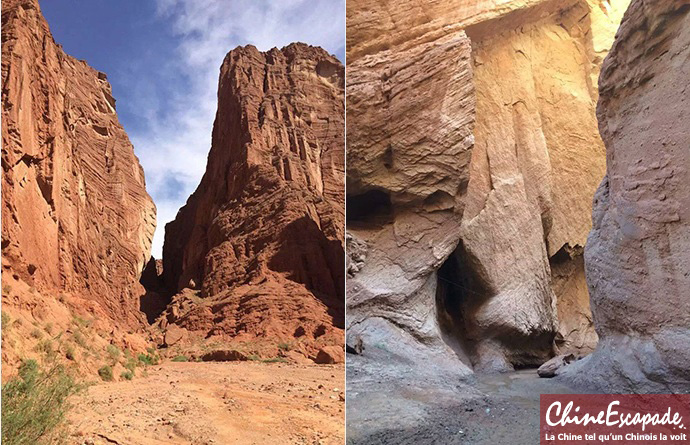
[346,0,629,377]
[563,0,690,393]
[1,0,156,329]
[161,44,345,361]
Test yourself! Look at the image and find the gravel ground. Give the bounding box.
[346,349,594,444]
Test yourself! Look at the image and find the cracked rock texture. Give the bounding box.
[161,44,345,361]
[562,0,690,393]
[346,0,628,377]
[1,0,156,329]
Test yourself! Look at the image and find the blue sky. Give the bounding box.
[41,0,345,257]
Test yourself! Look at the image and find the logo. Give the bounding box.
[540,394,690,444]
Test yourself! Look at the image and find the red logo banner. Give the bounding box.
[540,394,690,444]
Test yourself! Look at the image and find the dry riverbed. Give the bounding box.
[347,350,593,444]
[67,361,345,445]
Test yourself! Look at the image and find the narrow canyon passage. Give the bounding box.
[435,242,486,370]
[345,0,627,381]
[454,0,624,370]
[343,0,686,442]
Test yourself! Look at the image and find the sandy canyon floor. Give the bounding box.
[66,362,345,445]
[346,352,592,444]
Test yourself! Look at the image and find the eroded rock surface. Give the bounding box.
[1,0,156,329]
[160,44,345,361]
[346,0,628,377]
[562,0,690,393]
[346,30,476,379]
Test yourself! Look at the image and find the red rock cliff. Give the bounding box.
[161,44,344,356]
[1,0,156,328]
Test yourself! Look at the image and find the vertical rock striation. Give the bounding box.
[563,0,690,392]
[161,44,345,359]
[1,0,156,328]
[458,0,617,370]
[347,0,628,377]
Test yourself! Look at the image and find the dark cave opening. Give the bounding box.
[435,242,489,368]
[346,189,393,228]
[437,244,561,371]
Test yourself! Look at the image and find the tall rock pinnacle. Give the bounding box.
[160,43,345,358]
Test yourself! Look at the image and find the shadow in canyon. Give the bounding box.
[269,215,345,329]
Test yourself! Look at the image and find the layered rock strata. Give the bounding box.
[160,44,345,360]
[346,0,628,375]
[563,0,690,392]
[1,0,156,328]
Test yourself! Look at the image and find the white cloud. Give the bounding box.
[130,0,345,257]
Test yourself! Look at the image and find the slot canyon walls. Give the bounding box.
[158,44,345,362]
[1,0,156,371]
[346,0,629,377]
[562,0,690,393]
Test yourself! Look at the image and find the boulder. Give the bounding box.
[314,346,345,364]
[284,350,313,365]
[537,354,576,378]
[163,325,187,347]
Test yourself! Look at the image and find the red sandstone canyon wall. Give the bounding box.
[159,44,345,362]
